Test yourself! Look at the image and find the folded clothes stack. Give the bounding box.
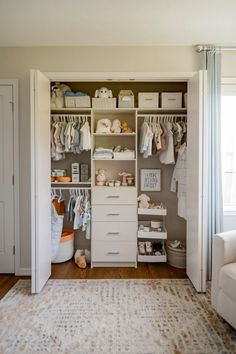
[93,147,114,159]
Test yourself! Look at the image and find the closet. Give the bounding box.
[30,70,208,294]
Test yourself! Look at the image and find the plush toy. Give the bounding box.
[96,169,107,186]
[95,87,113,99]
[121,121,133,133]
[74,249,87,269]
[51,82,71,109]
[137,194,150,209]
[111,119,121,133]
[96,118,112,134]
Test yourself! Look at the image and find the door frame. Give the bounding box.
[0,80,19,275]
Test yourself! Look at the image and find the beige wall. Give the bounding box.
[0,46,199,271]
[222,51,236,77]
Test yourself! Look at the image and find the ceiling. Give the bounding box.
[0,0,236,46]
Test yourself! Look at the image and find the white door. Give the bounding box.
[30,70,51,293]
[187,70,208,292]
[0,85,14,273]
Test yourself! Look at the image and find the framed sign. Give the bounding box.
[140,169,161,191]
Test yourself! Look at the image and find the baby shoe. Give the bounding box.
[138,241,146,255]
[77,255,87,269]
[145,241,153,255]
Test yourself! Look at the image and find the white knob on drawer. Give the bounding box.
[107,232,120,235]
[107,213,120,216]
[107,251,120,255]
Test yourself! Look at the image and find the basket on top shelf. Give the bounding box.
[65,92,91,108]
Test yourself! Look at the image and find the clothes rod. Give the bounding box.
[51,187,91,190]
[138,114,187,118]
[196,45,236,52]
[51,114,91,117]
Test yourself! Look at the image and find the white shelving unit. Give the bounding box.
[137,207,167,263]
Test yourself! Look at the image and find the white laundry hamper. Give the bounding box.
[166,241,186,269]
[53,229,74,263]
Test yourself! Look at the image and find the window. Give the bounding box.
[221,84,236,212]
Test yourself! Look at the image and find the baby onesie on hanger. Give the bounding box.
[159,122,175,164]
[170,142,187,220]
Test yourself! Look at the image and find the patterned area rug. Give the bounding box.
[0,279,236,354]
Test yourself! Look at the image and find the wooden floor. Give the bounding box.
[0,261,186,299]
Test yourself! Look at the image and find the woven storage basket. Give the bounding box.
[92,97,116,109]
[65,95,91,108]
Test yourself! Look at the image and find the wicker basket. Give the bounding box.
[65,95,91,108]
[92,97,116,109]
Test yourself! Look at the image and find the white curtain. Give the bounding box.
[202,50,223,279]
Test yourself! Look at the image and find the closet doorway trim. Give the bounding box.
[0,80,19,275]
[45,71,196,82]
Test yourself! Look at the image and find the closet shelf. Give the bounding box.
[137,108,187,113]
[51,182,91,186]
[51,108,92,113]
[93,133,136,136]
[138,208,167,216]
[138,226,167,239]
[92,158,136,161]
[138,254,167,263]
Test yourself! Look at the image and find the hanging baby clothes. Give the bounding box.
[51,202,64,262]
[80,120,91,151]
[72,190,91,238]
[170,142,187,220]
[159,122,175,164]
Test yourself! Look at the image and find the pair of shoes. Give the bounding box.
[138,241,153,255]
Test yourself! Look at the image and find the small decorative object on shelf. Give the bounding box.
[137,193,150,208]
[95,169,107,186]
[120,121,133,133]
[92,87,116,108]
[119,172,132,186]
[50,82,71,109]
[111,119,121,133]
[72,163,80,183]
[80,164,89,182]
[96,119,112,134]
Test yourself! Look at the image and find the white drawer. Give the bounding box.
[92,222,137,241]
[92,241,137,262]
[92,187,137,205]
[92,205,137,222]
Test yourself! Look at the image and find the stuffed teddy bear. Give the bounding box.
[121,121,133,133]
[74,249,87,269]
[96,169,107,186]
[51,82,71,109]
[111,119,121,133]
[138,194,150,209]
[96,118,112,134]
[95,87,113,99]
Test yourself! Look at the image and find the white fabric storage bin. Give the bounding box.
[161,92,182,108]
[138,92,159,108]
[92,98,116,109]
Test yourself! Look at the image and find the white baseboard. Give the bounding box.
[16,268,31,276]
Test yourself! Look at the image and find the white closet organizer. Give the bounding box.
[31,70,208,294]
[91,109,137,267]
[138,206,167,263]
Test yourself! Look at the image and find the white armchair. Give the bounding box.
[212,230,236,329]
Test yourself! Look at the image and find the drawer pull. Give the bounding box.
[107,195,120,198]
[107,213,120,216]
[107,251,120,255]
[107,232,120,235]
